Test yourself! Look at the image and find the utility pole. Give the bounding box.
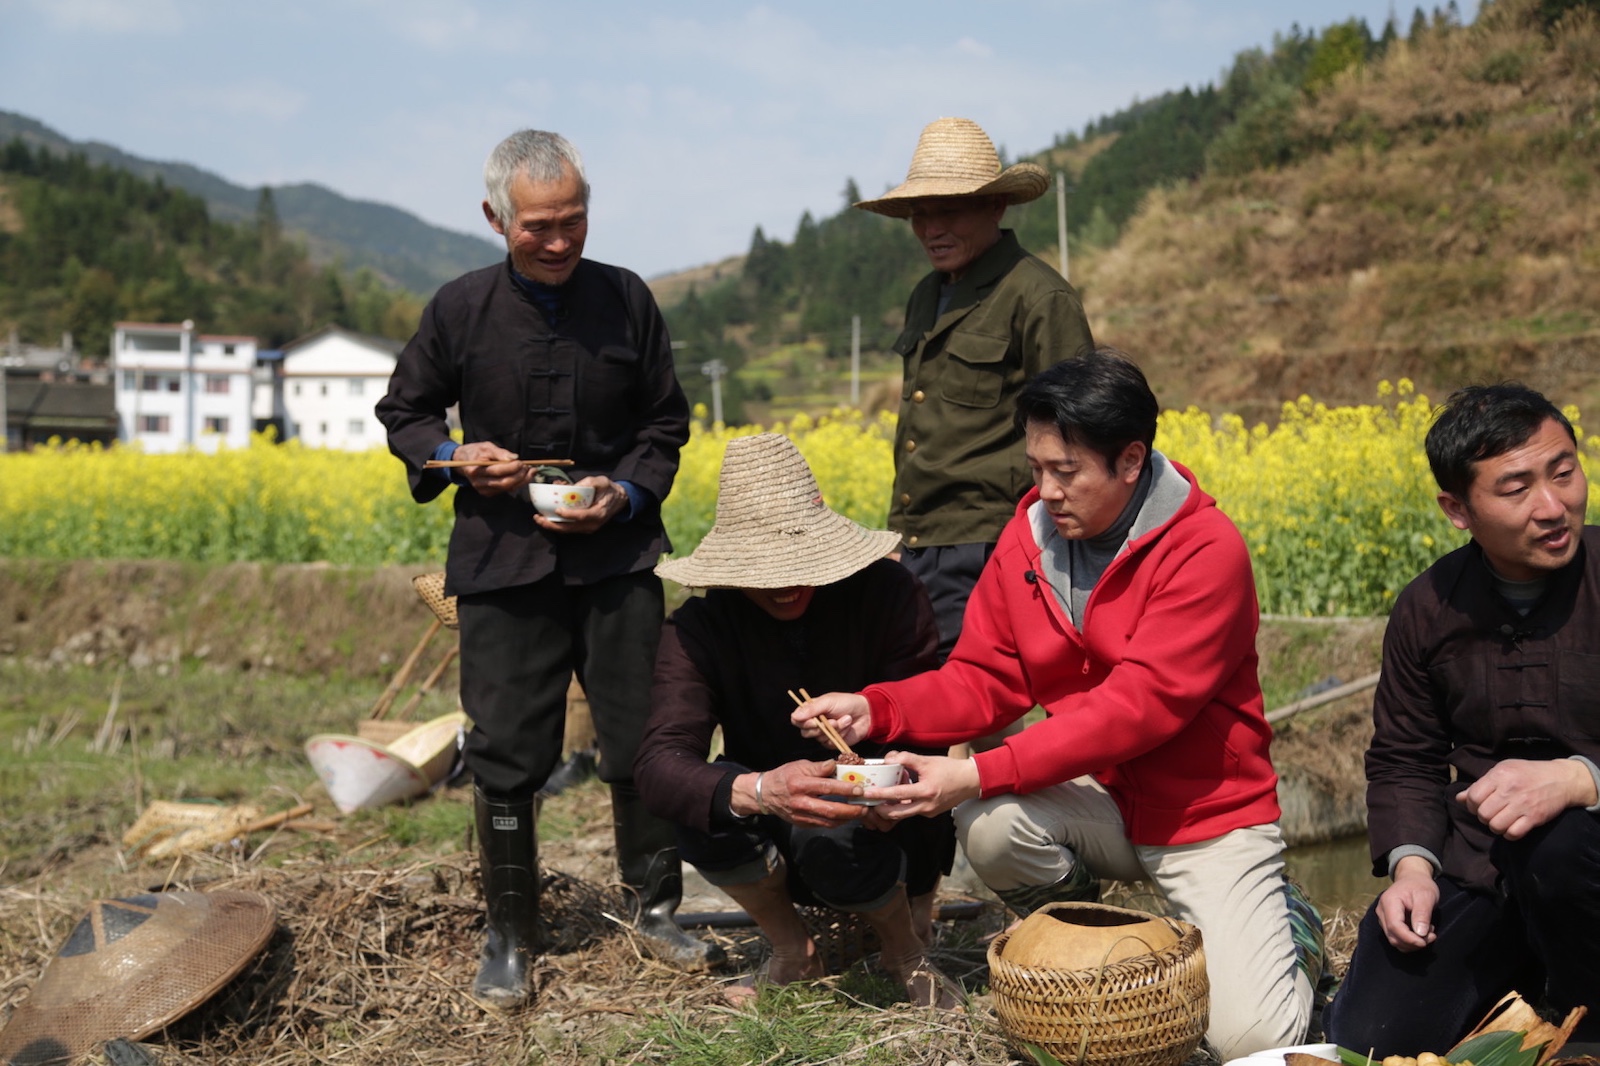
[850,315,861,408]
[1056,170,1070,282]
[0,330,10,452]
[701,359,727,426]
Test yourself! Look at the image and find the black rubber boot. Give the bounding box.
[537,747,598,799]
[472,788,539,1009]
[993,858,1101,918]
[611,782,727,971]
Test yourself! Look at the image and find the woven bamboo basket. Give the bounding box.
[411,571,458,630]
[797,905,881,972]
[987,904,1208,1066]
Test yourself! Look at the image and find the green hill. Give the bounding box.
[0,110,498,296]
[1084,0,1600,421]
[0,141,423,353]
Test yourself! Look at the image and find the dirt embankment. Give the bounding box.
[0,559,443,678]
[1,559,1386,844]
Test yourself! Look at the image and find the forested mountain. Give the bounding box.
[0,140,423,355]
[1086,0,1600,421]
[658,0,1599,424]
[0,111,498,295]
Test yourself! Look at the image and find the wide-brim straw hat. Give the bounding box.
[0,890,277,1064]
[655,433,901,589]
[855,117,1050,218]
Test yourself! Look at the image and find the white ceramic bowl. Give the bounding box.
[530,483,594,521]
[834,758,904,804]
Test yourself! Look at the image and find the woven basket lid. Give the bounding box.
[411,572,458,630]
[0,891,277,1065]
[654,433,901,590]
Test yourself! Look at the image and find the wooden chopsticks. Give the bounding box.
[423,458,575,469]
[788,688,856,759]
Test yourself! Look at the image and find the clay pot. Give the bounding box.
[1002,901,1182,971]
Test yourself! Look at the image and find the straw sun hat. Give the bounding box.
[0,890,277,1064]
[655,433,902,589]
[854,117,1050,218]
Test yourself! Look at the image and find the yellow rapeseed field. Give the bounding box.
[4,384,1597,616]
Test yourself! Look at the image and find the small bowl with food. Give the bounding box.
[834,756,904,805]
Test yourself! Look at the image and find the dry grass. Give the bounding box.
[0,844,1043,1066]
[1081,0,1600,422]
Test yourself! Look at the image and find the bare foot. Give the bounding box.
[721,942,825,1007]
[903,962,964,1010]
[879,946,962,1010]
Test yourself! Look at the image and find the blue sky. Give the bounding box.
[1,0,1427,279]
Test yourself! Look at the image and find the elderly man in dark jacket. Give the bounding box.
[856,117,1093,664]
[1327,383,1600,1056]
[376,128,719,1010]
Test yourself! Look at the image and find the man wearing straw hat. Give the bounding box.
[635,433,961,1008]
[796,351,1325,1057]
[856,116,1093,666]
[377,128,721,1009]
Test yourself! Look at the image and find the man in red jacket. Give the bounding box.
[796,350,1321,1058]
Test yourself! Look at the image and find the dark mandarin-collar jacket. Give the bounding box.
[377,257,689,595]
[1367,528,1600,891]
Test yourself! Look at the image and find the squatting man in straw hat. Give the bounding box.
[376,128,721,1009]
[795,351,1328,1056]
[857,117,1093,668]
[634,433,963,1008]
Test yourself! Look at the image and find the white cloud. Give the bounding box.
[22,0,184,33]
[954,36,995,59]
[200,81,309,124]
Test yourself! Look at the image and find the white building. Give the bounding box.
[112,322,257,453]
[280,326,402,450]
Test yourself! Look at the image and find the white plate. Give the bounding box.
[1223,1043,1340,1066]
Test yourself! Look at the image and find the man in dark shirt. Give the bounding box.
[1327,383,1600,1055]
[376,129,719,1009]
[635,433,959,1008]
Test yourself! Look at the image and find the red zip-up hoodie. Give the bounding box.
[863,456,1280,847]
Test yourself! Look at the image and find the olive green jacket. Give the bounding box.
[889,230,1093,548]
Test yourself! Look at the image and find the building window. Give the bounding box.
[319,383,328,397]
[204,416,230,434]
[348,378,364,397]
[122,371,136,390]
[167,377,180,393]
[319,422,328,436]
[141,375,164,392]
[348,419,364,436]
[205,374,230,395]
[139,414,170,434]
[223,344,235,355]
[293,382,302,397]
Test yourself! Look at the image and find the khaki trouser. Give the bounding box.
[956,777,1312,1059]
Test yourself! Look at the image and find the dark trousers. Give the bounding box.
[457,570,664,798]
[899,541,993,664]
[678,806,956,910]
[1326,808,1600,1056]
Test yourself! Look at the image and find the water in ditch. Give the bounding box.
[1285,833,1380,916]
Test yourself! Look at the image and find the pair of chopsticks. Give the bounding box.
[787,688,857,759]
[423,457,574,469]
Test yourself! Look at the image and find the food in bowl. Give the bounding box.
[833,758,904,804]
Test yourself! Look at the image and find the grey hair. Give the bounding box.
[483,129,590,224]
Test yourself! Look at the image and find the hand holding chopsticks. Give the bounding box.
[423,458,575,469]
[788,688,857,760]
